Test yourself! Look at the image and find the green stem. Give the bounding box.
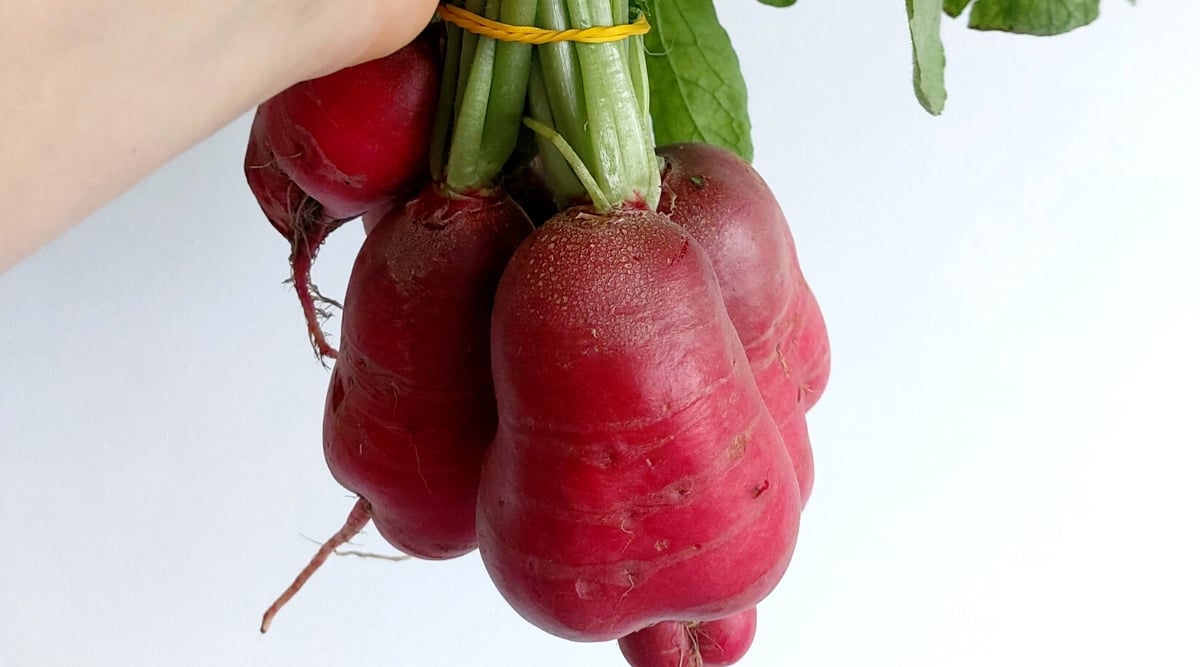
[628,19,660,208]
[527,57,587,204]
[476,0,539,179]
[441,0,540,192]
[533,0,659,210]
[535,0,593,171]
[454,0,487,125]
[445,29,496,190]
[524,118,611,211]
[612,0,629,71]
[429,21,464,182]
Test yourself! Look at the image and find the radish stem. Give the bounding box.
[533,0,659,209]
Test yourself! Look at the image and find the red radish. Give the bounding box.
[619,607,758,667]
[657,142,831,505]
[323,185,533,558]
[657,143,830,409]
[245,29,441,358]
[478,207,801,642]
[260,186,532,631]
[260,28,441,219]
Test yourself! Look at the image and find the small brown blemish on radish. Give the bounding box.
[728,433,747,460]
[654,539,671,552]
[751,480,771,498]
[776,343,793,380]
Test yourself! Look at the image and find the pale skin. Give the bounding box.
[0,0,440,273]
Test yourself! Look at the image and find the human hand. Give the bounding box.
[0,0,440,272]
[284,0,441,84]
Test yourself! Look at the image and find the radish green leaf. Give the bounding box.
[644,0,753,160]
[908,0,947,115]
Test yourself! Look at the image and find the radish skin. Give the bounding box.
[658,143,830,410]
[325,185,533,558]
[618,607,758,667]
[658,143,831,505]
[259,186,531,629]
[261,29,441,219]
[478,207,801,642]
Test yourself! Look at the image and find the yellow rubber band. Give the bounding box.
[437,4,650,44]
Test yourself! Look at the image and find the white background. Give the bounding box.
[3,3,1198,666]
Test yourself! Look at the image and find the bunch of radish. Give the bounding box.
[246,3,830,665]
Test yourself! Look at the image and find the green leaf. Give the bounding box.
[944,0,971,17]
[966,0,1100,35]
[907,0,947,115]
[757,0,798,7]
[644,0,753,161]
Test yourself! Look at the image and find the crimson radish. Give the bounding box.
[658,142,830,411]
[262,189,532,631]
[323,186,532,559]
[658,142,831,506]
[479,207,800,641]
[619,607,757,667]
[260,28,441,219]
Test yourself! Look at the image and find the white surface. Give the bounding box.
[3,4,1199,666]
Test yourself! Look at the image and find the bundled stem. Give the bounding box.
[526,56,589,205]
[532,0,660,210]
[432,0,538,192]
